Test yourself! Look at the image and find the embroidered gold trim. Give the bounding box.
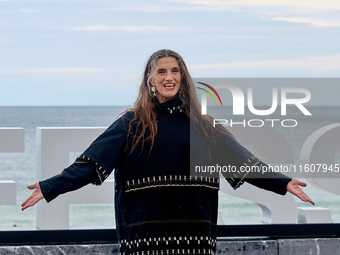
[122,248,215,255]
[121,248,215,255]
[120,235,216,254]
[126,219,215,228]
[227,155,260,189]
[75,155,110,185]
[125,175,219,193]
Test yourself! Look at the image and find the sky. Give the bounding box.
[0,0,340,106]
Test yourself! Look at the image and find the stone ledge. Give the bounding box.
[217,239,277,255]
[1,238,340,254]
[0,244,120,255]
[278,238,340,254]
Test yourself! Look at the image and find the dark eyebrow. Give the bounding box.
[156,67,179,72]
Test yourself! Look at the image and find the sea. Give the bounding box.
[0,106,339,228]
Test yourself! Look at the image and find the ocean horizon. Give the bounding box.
[0,106,339,228]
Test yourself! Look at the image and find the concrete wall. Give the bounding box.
[1,238,339,254]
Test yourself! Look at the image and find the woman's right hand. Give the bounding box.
[21,182,44,211]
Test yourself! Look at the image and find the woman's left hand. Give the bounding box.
[287,179,315,205]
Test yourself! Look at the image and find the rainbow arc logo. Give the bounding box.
[196,82,223,106]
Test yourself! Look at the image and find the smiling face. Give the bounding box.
[149,57,181,104]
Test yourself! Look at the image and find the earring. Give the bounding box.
[151,86,156,97]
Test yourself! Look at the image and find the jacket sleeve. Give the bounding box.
[39,113,131,203]
[244,162,292,195]
[39,162,98,203]
[215,134,291,195]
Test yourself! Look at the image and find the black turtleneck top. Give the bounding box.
[39,98,291,255]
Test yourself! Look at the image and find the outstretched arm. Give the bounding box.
[21,115,128,211]
[21,183,44,211]
[286,179,315,205]
[21,160,100,211]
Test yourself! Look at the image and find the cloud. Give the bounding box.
[167,0,340,28]
[170,0,340,10]
[71,25,185,32]
[41,67,107,73]
[100,5,225,12]
[0,67,109,74]
[17,9,41,13]
[215,35,262,39]
[189,54,340,72]
[272,17,340,27]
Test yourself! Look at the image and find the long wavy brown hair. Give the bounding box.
[125,49,233,154]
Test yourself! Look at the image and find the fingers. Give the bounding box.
[295,189,315,205]
[303,194,315,205]
[22,183,37,210]
[300,195,314,205]
[286,179,315,206]
[22,196,39,211]
[22,194,42,211]
[307,199,315,206]
[297,181,307,187]
[296,182,314,205]
[21,195,35,210]
[21,197,31,211]
[27,183,38,190]
[22,183,43,211]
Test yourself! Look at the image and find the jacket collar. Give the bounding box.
[154,97,184,115]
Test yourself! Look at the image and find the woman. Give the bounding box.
[22,49,314,255]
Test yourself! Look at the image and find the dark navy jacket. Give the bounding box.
[40,98,291,255]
